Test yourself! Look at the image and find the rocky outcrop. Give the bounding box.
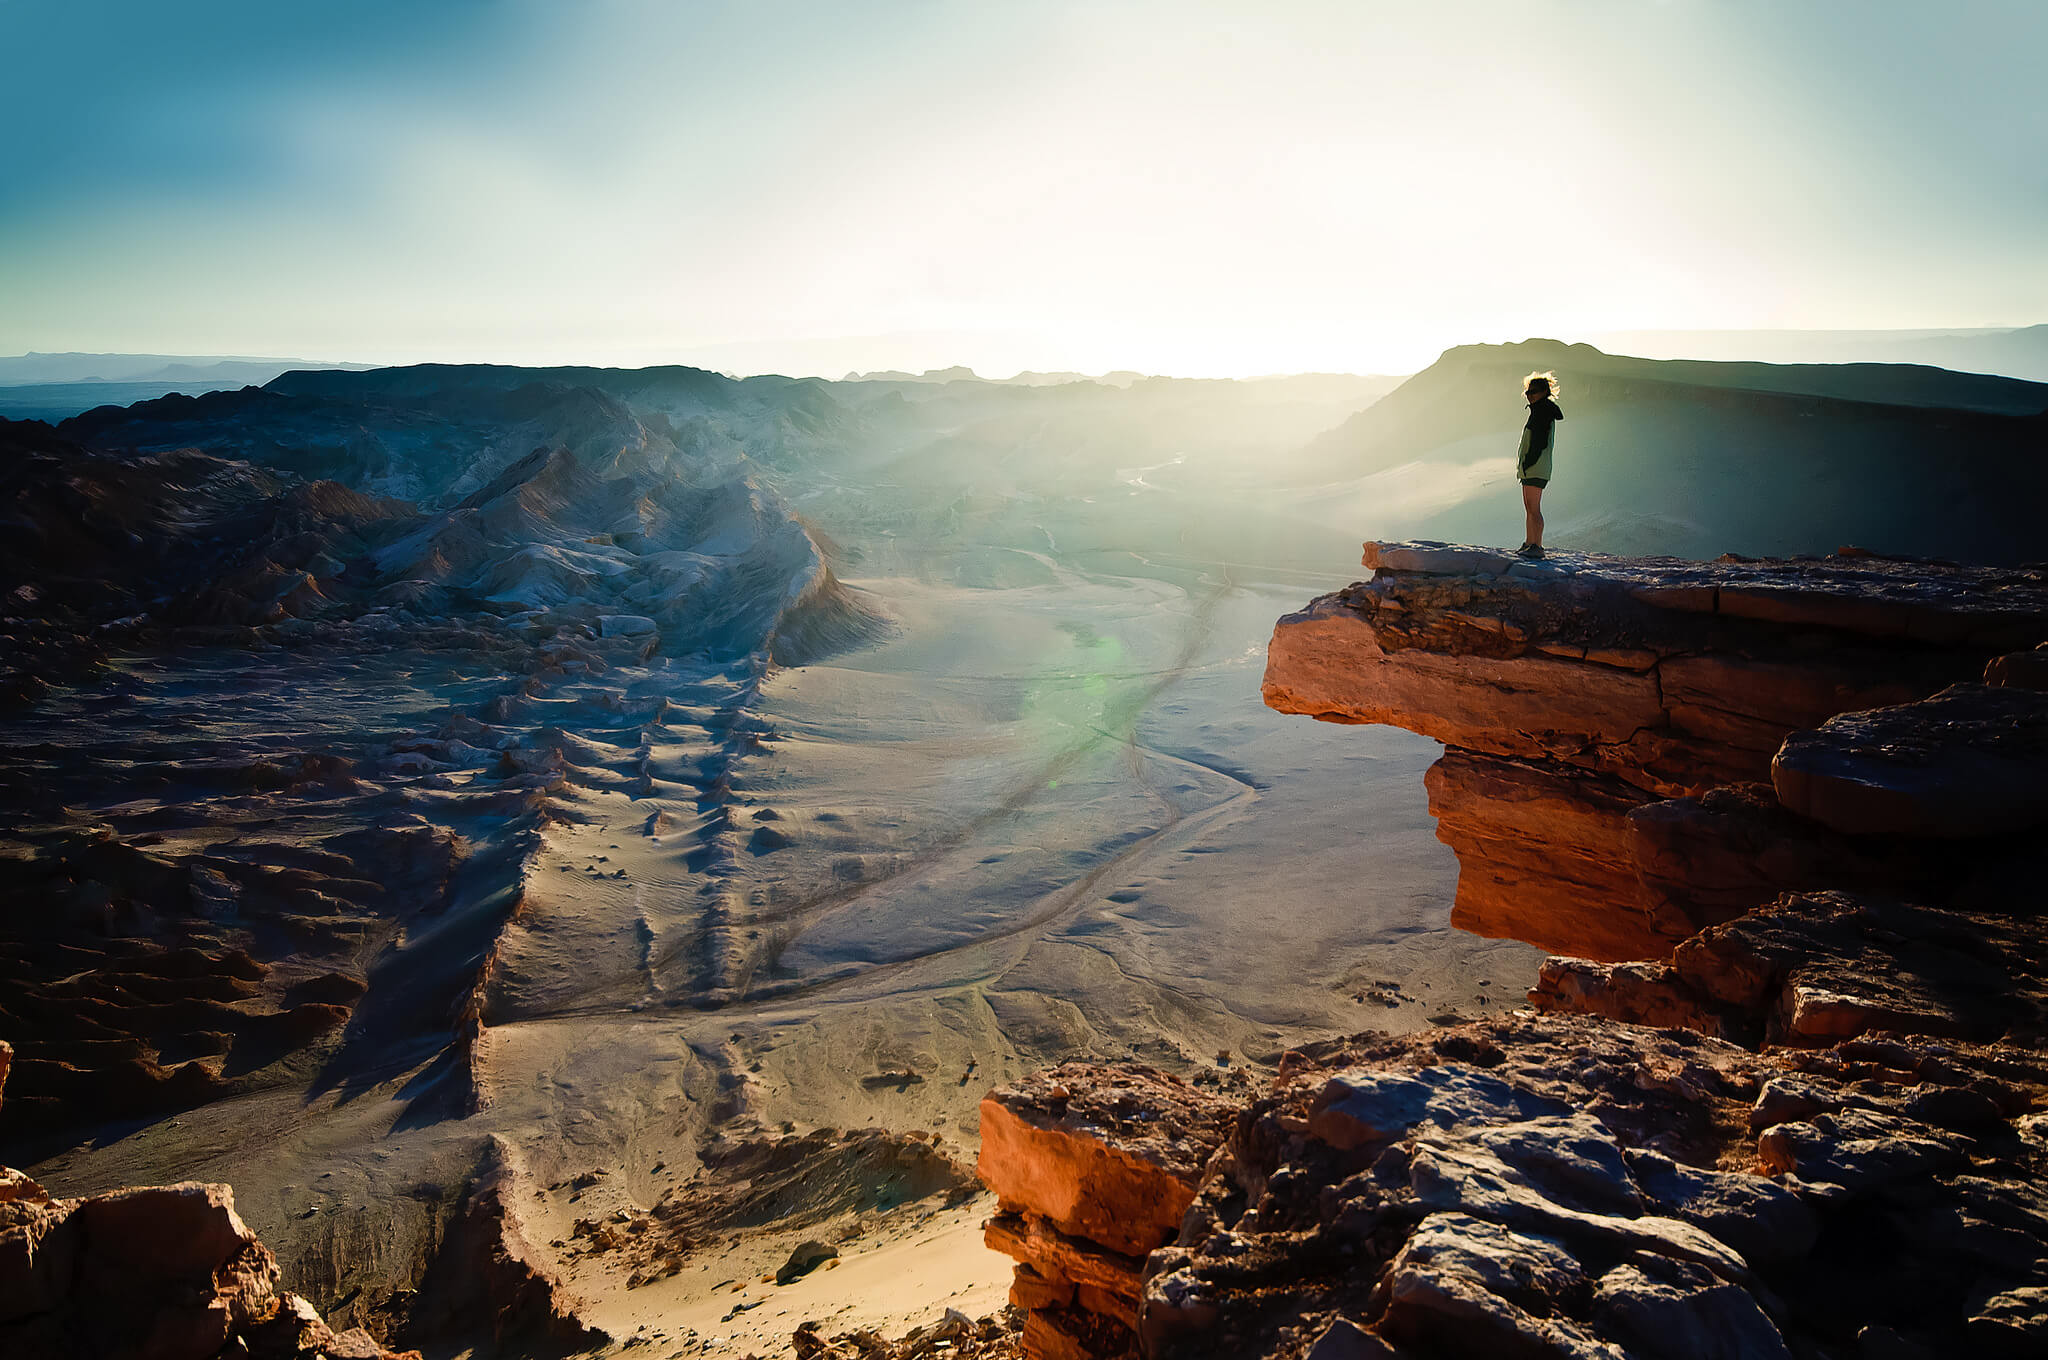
[0,1140,600,1358]
[978,1066,1238,1358]
[1263,542,2048,957]
[0,1181,424,1360]
[793,1308,1024,1359]
[0,1050,414,1360]
[1772,681,2048,837]
[958,538,2048,1356]
[978,1014,2048,1360]
[1532,889,2048,1046]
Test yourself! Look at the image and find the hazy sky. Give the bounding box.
[3,1,2042,376]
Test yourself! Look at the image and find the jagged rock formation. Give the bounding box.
[1262,542,2048,958]
[0,399,885,1158]
[978,1067,1238,1356]
[0,377,895,1333]
[0,1043,416,1359]
[977,1014,2048,1360]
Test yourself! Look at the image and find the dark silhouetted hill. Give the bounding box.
[1296,340,2048,563]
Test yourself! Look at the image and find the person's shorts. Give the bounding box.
[1520,477,1549,489]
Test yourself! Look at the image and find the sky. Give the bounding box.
[3,0,2043,378]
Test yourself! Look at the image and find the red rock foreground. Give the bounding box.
[1262,542,2048,958]
[0,1045,415,1360]
[968,541,2048,1358]
[978,1013,2048,1359]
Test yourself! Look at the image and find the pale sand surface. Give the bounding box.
[568,1204,1007,1357]
[29,556,1540,1354]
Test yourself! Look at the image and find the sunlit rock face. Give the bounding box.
[977,1064,1240,1356]
[970,539,2048,1359]
[1262,541,2048,958]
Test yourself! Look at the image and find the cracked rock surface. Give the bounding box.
[979,1015,2048,1359]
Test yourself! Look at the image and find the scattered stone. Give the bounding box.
[776,1240,838,1285]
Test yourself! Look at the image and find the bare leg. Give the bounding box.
[1522,484,1545,548]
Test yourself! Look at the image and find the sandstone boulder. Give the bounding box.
[1755,1108,1970,1194]
[1772,683,2048,837]
[977,1065,1232,1260]
[0,1177,419,1359]
[1306,1064,1566,1151]
[1590,1259,1790,1360]
[978,1066,1233,1356]
[1622,1149,1817,1267]
[1536,890,2048,1048]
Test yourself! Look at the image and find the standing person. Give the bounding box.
[1515,371,1563,558]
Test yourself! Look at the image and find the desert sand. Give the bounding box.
[21,544,1537,1353]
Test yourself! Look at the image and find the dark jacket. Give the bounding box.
[1516,398,1564,479]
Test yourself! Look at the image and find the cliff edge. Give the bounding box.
[1261,541,2048,958]
[972,541,2048,1360]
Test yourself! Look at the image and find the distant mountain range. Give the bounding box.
[843,365,1151,387]
[1584,325,2048,382]
[0,352,375,385]
[0,354,382,422]
[13,336,2048,566]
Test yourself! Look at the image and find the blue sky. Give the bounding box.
[3,0,2043,376]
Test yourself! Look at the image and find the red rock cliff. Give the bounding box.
[972,541,2048,1360]
[1262,542,2048,957]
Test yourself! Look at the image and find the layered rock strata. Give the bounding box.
[1533,883,2048,1046]
[978,1066,1239,1358]
[1262,542,2048,957]
[978,1014,2048,1359]
[1530,663,2048,1052]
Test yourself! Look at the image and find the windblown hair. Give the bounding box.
[1522,370,1560,398]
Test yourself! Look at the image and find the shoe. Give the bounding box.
[1517,544,1546,560]
[1514,542,1531,554]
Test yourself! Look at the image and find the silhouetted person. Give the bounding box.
[1516,371,1562,558]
